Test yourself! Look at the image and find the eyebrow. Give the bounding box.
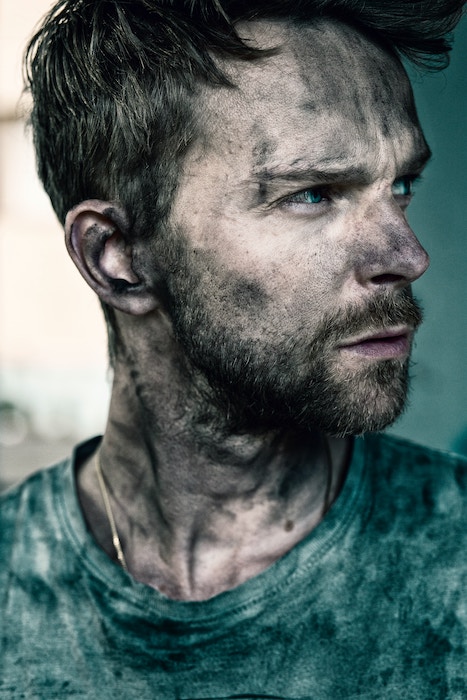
[252,146,432,195]
[255,164,370,186]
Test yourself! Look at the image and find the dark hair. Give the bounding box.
[24,0,464,359]
[25,0,464,225]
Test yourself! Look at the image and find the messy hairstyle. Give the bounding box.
[24,0,464,358]
[25,0,464,225]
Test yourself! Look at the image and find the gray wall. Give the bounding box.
[388,15,467,454]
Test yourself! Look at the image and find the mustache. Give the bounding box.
[317,290,423,345]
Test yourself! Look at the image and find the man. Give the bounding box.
[0,0,466,697]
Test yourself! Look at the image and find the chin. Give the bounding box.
[323,401,407,438]
[311,358,411,437]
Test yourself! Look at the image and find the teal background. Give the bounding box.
[388,15,467,454]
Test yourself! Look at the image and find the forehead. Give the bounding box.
[196,19,425,171]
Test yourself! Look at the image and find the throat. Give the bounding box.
[78,423,351,601]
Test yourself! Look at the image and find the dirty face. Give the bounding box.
[163,19,430,435]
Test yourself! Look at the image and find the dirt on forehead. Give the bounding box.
[200,17,419,145]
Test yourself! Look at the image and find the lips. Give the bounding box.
[338,327,412,359]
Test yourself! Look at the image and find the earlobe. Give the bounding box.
[64,200,158,315]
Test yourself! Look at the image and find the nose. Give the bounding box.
[353,206,429,290]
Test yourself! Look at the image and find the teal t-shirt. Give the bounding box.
[0,434,466,699]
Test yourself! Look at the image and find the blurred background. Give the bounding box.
[0,2,466,490]
[0,0,110,489]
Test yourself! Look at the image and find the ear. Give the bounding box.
[65,200,158,315]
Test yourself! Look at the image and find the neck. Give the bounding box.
[78,343,351,601]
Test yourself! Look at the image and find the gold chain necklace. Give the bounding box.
[95,454,129,572]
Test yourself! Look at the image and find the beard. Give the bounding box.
[163,241,423,436]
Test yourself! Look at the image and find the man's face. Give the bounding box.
[160,19,430,436]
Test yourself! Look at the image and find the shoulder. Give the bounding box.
[364,432,467,490]
[0,436,100,524]
[361,433,467,544]
[366,431,467,472]
[0,460,70,544]
[0,437,101,568]
[0,461,66,510]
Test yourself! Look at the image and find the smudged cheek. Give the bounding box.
[205,244,349,341]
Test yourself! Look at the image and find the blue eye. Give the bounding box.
[287,188,324,204]
[392,176,415,197]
